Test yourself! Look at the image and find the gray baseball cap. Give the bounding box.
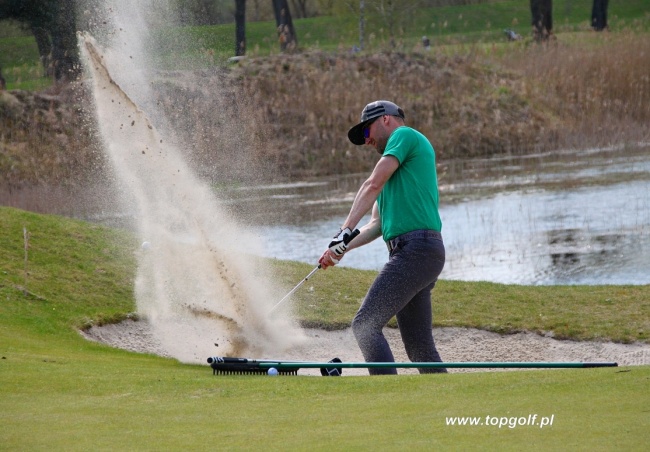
[348,100,405,145]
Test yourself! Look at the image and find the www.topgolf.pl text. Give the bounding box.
[445,414,555,429]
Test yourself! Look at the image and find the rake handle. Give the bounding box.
[258,361,618,369]
[208,358,619,370]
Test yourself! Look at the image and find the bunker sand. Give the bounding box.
[82,320,650,376]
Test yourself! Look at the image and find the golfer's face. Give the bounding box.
[363,116,387,154]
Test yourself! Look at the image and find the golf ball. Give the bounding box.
[141,241,151,250]
[268,367,278,376]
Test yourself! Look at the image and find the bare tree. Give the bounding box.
[375,0,398,47]
[235,0,246,55]
[0,0,80,81]
[530,0,553,42]
[591,0,608,31]
[272,0,298,51]
[50,0,79,81]
[315,0,336,15]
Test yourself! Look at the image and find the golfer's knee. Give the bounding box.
[351,314,364,339]
[351,314,373,344]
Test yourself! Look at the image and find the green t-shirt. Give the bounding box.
[377,126,442,242]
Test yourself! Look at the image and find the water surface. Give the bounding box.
[227,145,650,285]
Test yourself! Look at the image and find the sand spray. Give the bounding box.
[78,1,305,363]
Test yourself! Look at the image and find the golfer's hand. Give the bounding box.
[318,249,341,270]
[328,228,360,256]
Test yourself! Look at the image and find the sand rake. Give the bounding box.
[208,356,618,376]
[207,357,305,375]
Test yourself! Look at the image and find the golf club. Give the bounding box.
[268,264,321,315]
[268,229,360,315]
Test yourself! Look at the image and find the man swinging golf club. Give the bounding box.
[319,100,446,375]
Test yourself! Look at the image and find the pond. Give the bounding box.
[221,145,650,285]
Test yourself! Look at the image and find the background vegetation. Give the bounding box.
[1,0,648,194]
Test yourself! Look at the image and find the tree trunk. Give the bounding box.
[30,25,53,77]
[531,0,553,42]
[50,0,80,81]
[272,0,298,52]
[290,0,308,19]
[591,0,608,31]
[234,0,246,56]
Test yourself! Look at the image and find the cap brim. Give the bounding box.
[348,122,367,145]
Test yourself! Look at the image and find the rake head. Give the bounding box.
[212,366,299,376]
[207,356,343,376]
[208,356,299,376]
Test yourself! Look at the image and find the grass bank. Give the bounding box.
[2,207,648,343]
[1,206,648,449]
[276,262,650,343]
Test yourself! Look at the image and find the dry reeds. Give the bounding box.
[2,31,648,202]
[505,32,650,148]
[235,51,558,175]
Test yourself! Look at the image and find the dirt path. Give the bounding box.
[81,319,650,376]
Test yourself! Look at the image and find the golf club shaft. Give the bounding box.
[268,265,320,314]
[269,229,359,315]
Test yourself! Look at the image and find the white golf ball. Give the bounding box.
[268,367,278,376]
[141,241,151,250]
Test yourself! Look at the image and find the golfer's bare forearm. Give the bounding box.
[346,218,382,252]
[342,156,399,230]
[342,179,382,230]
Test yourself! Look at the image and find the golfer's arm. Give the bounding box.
[346,203,382,251]
[342,155,398,230]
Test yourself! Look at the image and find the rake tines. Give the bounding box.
[212,367,298,376]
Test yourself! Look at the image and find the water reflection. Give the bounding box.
[438,183,649,284]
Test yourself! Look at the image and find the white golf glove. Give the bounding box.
[328,228,360,256]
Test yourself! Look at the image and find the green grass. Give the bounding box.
[0,35,50,90]
[2,348,647,450]
[1,206,649,449]
[2,0,649,86]
[0,207,137,331]
[0,20,49,89]
[274,261,650,343]
[4,206,646,344]
[148,0,650,66]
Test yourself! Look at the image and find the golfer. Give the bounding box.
[319,100,446,375]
